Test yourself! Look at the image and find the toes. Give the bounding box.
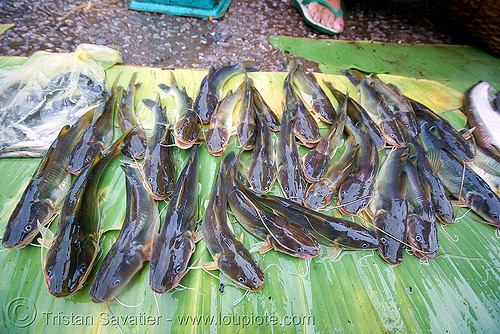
[333,15,344,32]
[320,10,334,28]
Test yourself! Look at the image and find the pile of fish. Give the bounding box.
[2,59,500,301]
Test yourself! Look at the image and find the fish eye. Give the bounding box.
[436,208,443,214]
[23,225,32,232]
[148,177,154,184]
[415,235,422,242]
[251,176,256,182]
[341,190,347,197]
[112,279,120,287]
[170,178,174,183]
[238,276,247,283]
[300,129,305,135]
[492,213,500,220]
[284,185,289,192]
[176,128,182,133]
[390,134,396,138]
[380,237,387,244]
[361,243,368,248]
[221,137,226,143]
[267,176,272,182]
[296,245,303,253]
[85,156,92,163]
[173,265,181,274]
[47,268,53,278]
[77,265,87,275]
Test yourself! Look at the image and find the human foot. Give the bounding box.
[307,0,344,33]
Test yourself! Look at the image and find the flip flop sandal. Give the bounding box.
[293,0,343,35]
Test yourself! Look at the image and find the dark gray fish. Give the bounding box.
[149,146,199,293]
[89,163,159,303]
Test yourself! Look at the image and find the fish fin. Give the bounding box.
[142,98,156,110]
[387,83,404,96]
[342,69,364,87]
[37,221,54,249]
[324,244,343,261]
[460,127,475,140]
[158,83,170,92]
[425,150,442,174]
[202,261,219,271]
[242,61,260,72]
[193,229,203,243]
[250,241,273,254]
[306,72,318,83]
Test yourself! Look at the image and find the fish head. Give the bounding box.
[143,148,175,200]
[470,193,500,228]
[303,151,330,183]
[293,115,321,148]
[2,197,55,248]
[406,214,439,259]
[44,236,98,297]
[89,250,144,303]
[195,93,219,124]
[434,200,455,225]
[270,219,321,259]
[123,128,147,160]
[237,123,257,150]
[380,119,409,148]
[303,181,335,210]
[206,126,230,156]
[174,117,201,149]
[248,159,275,193]
[338,182,370,216]
[217,246,265,292]
[149,232,196,293]
[67,141,105,175]
[375,211,406,265]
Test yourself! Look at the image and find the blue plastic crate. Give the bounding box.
[129,0,232,19]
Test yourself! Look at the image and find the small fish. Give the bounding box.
[159,78,200,149]
[194,62,259,124]
[237,78,257,150]
[404,153,438,259]
[464,82,500,156]
[337,116,379,216]
[201,158,265,291]
[247,111,276,193]
[248,190,379,250]
[89,163,159,303]
[370,77,418,136]
[410,137,454,225]
[149,146,199,293]
[277,95,307,204]
[304,136,357,210]
[410,97,475,162]
[420,121,500,228]
[118,72,148,159]
[2,113,92,249]
[284,62,321,148]
[302,99,346,183]
[326,82,385,151]
[206,84,244,156]
[225,152,320,259]
[369,147,409,265]
[464,133,500,195]
[252,85,280,132]
[344,69,409,148]
[67,75,121,175]
[290,59,337,124]
[141,93,175,200]
[43,129,131,297]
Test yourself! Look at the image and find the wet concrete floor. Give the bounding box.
[0,0,467,72]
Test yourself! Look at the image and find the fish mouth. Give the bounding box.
[175,137,195,150]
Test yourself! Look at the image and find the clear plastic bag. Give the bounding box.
[0,44,122,157]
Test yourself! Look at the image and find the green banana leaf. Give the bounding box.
[1,57,500,334]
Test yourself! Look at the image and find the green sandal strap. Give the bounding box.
[301,0,343,18]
